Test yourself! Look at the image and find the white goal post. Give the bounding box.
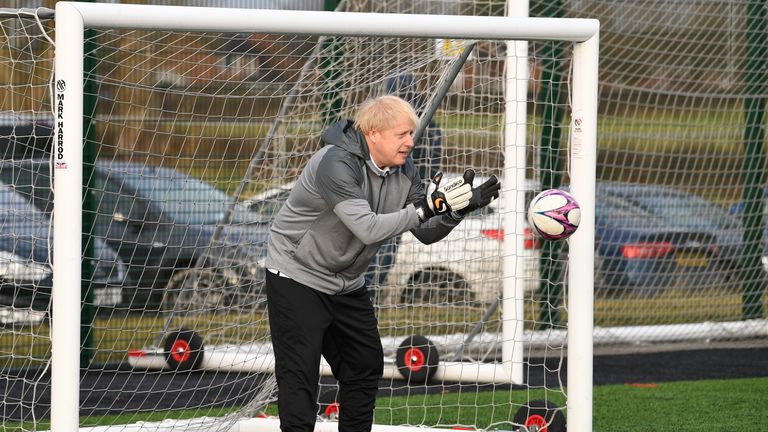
[53,2,598,432]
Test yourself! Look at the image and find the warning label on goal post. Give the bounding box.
[434,39,474,59]
[571,111,584,159]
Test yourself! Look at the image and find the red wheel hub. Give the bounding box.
[324,403,340,418]
[525,414,548,432]
[403,348,425,372]
[170,340,191,363]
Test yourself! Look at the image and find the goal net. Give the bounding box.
[2,2,598,432]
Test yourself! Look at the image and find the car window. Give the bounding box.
[633,190,740,231]
[0,184,46,225]
[597,195,661,226]
[133,176,230,225]
[0,182,50,242]
[101,167,232,225]
[0,184,32,213]
[0,162,53,213]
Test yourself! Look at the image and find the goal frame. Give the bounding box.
[52,2,599,431]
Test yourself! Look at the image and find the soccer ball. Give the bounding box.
[527,189,581,241]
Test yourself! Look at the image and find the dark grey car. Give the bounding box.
[0,181,126,316]
[0,159,268,311]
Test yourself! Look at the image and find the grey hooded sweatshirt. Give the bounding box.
[265,119,462,295]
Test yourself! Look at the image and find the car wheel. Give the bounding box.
[163,329,204,371]
[162,269,194,312]
[162,267,238,312]
[400,270,472,305]
[395,335,440,384]
[512,399,565,432]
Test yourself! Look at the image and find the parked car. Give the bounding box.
[591,189,725,297]
[729,186,768,274]
[0,181,126,319]
[385,199,538,305]
[599,182,743,280]
[0,159,268,311]
[384,176,540,305]
[0,112,53,159]
[524,182,731,298]
[390,180,729,302]
[239,178,731,303]
[238,176,540,305]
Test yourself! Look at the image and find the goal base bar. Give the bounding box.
[237,417,471,432]
[128,348,519,384]
[64,416,471,432]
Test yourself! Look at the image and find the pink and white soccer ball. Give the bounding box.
[527,189,581,241]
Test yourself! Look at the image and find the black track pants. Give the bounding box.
[266,271,384,432]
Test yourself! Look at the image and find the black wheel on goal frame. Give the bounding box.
[163,328,204,371]
[395,335,439,384]
[512,399,566,432]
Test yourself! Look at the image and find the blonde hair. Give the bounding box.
[354,95,419,134]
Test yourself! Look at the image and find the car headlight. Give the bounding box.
[0,251,52,282]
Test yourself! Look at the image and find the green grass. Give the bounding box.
[5,377,765,431]
[591,377,768,431]
[3,406,240,431]
[372,377,768,431]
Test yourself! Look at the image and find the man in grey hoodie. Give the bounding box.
[265,95,500,432]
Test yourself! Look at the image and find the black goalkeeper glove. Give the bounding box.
[456,172,501,217]
[415,171,473,223]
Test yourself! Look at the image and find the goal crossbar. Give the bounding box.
[53,2,599,431]
[57,2,599,40]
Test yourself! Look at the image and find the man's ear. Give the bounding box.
[366,130,380,145]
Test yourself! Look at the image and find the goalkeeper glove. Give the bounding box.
[457,173,501,217]
[415,171,473,222]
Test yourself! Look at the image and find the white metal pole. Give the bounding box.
[61,2,598,42]
[52,3,85,432]
[567,33,600,432]
[502,0,530,385]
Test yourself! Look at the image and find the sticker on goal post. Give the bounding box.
[571,111,585,159]
[434,39,474,59]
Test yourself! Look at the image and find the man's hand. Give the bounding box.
[416,171,473,222]
[457,173,501,216]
